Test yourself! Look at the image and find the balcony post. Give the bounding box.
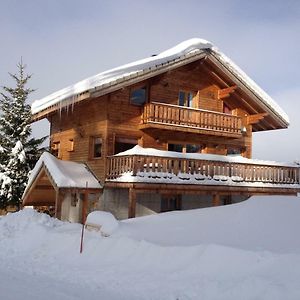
[128,187,136,218]
[212,193,221,206]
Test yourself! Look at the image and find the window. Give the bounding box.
[178,91,194,107]
[51,142,60,158]
[168,143,183,153]
[161,195,182,212]
[130,87,147,105]
[168,143,202,154]
[186,144,201,153]
[68,139,74,152]
[91,136,102,158]
[227,147,244,155]
[114,137,138,155]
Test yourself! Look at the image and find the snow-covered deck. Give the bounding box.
[106,146,300,191]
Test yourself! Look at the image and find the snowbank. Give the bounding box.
[1,196,300,299]
[86,211,119,236]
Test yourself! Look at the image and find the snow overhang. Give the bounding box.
[31,38,289,129]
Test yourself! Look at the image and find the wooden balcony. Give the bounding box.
[106,154,300,193]
[139,102,243,138]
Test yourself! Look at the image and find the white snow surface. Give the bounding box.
[23,152,101,196]
[31,38,289,124]
[86,211,118,236]
[1,196,300,299]
[116,145,296,167]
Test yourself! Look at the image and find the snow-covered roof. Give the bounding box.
[23,152,102,197]
[115,145,296,167]
[31,38,289,125]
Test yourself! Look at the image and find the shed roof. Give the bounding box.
[31,38,289,127]
[23,152,102,200]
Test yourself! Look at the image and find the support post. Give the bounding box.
[128,188,136,218]
[212,193,220,207]
[55,189,62,219]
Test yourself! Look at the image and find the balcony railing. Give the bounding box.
[106,154,300,186]
[140,102,243,136]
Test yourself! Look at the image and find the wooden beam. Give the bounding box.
[247,113,268,125]
[218,85,237,99]
[212,194,221,206]
[104,182,300,196]
[128,188,137,218]
[54,189,62,219]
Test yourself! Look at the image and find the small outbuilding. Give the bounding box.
[22,152,102,223]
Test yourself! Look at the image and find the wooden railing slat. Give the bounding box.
[141,102,242,135]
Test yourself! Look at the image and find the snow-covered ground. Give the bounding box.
[1,195,300,299]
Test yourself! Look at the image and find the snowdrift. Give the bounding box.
[1,196,300,300]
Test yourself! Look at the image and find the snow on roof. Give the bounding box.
[210,49,289,124]
[31,38,289,125]
[115,145,296,167]
[23,152,101,197]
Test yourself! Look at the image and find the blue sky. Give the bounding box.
[1,0,300,161]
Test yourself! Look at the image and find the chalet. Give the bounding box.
[22,38,300,223]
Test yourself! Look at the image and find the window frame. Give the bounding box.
[130,85,148,106]
[89,135,103,159]
[178,90,195,108]
[51,141,61,158]
[68,139,74,152]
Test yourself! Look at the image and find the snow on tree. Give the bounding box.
[0,61,46,210]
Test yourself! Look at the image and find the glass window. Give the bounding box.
[168,143,183,153]
[186,144,201,153]
[178,91,194,107]
[92,137,102,158]
[161,195,182,212]
[130,87,147,105]
[187,92,193,107]
[114,137,138,154]
[178,91,185,106]
[227,147,241,155]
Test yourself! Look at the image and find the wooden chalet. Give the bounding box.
[22,38,300,222]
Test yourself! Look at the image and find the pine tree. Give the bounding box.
[0,61,46,210]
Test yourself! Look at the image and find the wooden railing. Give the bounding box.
[141,102,242,135]
[106,154,300,185]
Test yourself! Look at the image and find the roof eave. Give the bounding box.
[206,51,289,129]
[31,51,208,121]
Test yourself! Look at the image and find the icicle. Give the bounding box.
[71,95,75,113]
[59,99,62,119]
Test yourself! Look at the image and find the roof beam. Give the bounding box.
[247,113,268,125]
[218,85,237,99]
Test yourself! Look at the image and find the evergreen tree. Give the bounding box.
[0,61,46,210]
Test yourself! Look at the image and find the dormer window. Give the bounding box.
[130,87,147,106]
